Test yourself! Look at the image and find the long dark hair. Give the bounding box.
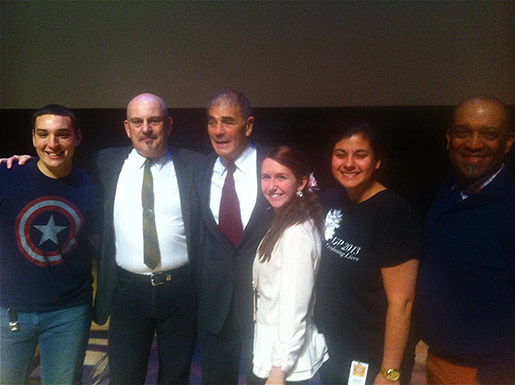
[258,146,324,262]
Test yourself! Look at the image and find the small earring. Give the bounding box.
[296,190,303,198]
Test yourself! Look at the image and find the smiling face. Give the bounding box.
[331,133,381,198]
[208,102,253,163]
[124,94,172,160]
[447,98,514,185]
[32,114,81,178]
[261,158,307,211]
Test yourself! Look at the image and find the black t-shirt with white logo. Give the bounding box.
[315,187,423,365]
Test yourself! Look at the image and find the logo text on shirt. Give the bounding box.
[325,237,361,261]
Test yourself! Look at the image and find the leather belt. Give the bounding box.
[117,265,188,286]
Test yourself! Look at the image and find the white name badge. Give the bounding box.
[347,360,369,385]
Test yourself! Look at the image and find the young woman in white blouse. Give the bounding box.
[252,146,329,385]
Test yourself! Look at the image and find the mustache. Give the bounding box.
[460,151,489,157]
[139,134,159,141]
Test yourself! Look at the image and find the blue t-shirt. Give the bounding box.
[0,162,101,312]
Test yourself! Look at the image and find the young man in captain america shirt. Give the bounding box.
[0,104,100,385]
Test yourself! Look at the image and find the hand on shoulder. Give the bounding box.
[0,155,33,168]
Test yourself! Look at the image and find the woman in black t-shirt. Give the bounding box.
[315,122,422,385]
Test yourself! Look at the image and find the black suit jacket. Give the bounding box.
[196,144,272,339]
[92,146,204,325]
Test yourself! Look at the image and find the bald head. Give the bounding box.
[124,93,173,160]
[447,96,514,185]
[453,96,511,133]
[127,93,169,121]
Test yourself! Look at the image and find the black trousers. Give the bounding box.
[108,266,196,385]
[199,297,258,385]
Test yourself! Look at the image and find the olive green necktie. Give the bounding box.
[142,159,160,269]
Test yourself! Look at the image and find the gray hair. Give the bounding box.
[208,89,253,121]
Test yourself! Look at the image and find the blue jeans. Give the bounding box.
[0,305,91,385]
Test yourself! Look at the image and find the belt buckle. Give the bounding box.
[150,273,164,286]
[8,309,19,332]
[9,321,19,332]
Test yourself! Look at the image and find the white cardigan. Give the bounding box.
[252,220,329,382]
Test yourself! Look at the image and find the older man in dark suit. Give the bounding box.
[196,90,272,385]
[92,93,202,385]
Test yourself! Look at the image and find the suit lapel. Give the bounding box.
[201,153,232,247]
[202,145,272,251]
[238,144,271,248]
[104,148,131,210]
[96,147,131,259]
[169,147,192,238]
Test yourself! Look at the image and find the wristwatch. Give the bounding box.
[381,367,401,382]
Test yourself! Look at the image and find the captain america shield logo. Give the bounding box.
[15,196,84,266]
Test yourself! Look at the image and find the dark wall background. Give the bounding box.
[1,2,513,108]
[2,106,513,217]
[2,2,513,215]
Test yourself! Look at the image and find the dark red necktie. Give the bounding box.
[218,162,243,246]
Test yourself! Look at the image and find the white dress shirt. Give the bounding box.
[209,144,258,230]
[113,149,188,274]
[252,220,329,381]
